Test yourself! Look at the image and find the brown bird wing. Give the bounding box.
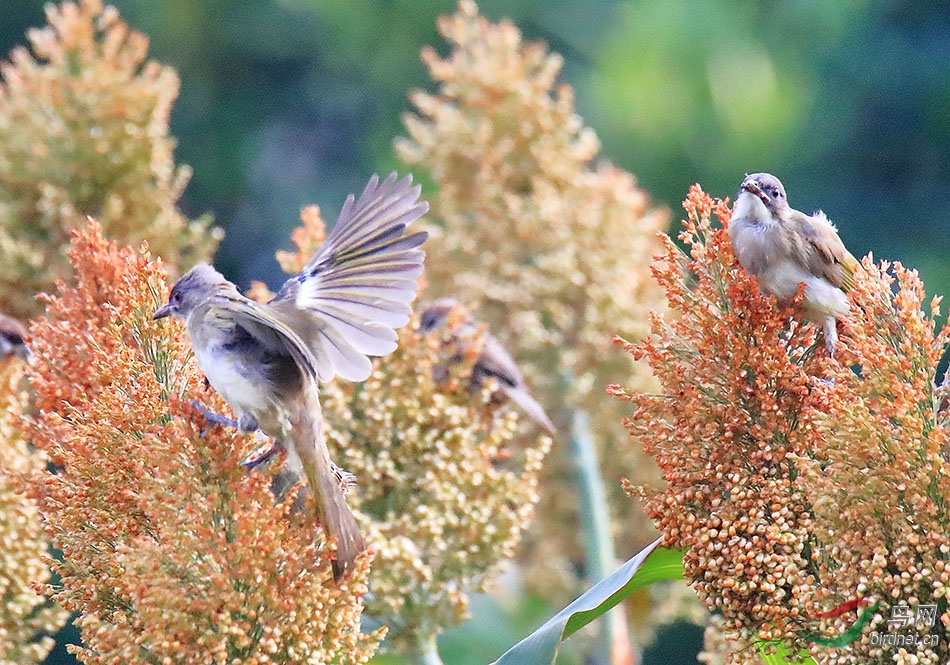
[216,295,323,382]
[787,209,858,292]
[476,333,526,389]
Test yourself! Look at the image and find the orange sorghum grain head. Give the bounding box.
[0,359,69,662]
[25,219,378,664]
[615,185,950,663]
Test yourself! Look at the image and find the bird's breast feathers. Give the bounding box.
[730,190,771,226]
[729,192,784,275]
[187,307,283,419]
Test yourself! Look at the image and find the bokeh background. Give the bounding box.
[5,0,948,297]
[2,0,948,663]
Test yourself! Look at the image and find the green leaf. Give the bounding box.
[756,640,819,665]
[490,538,684,665]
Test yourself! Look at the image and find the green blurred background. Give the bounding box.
[5,0,948,299]
[3,0,949,663]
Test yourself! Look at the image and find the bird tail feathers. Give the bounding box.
[286,379,365,580]
[502,384,557,436]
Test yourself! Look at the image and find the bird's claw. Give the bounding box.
[241,439,280,471]
[825,339,836,359]
[189,399,275,473]
[190,400,240,429]
[189,401,262,435]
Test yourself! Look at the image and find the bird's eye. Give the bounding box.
[171,291,182,305]
[772,187,782,198]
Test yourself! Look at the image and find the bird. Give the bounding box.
[0,312,29,360]
[728,172,859,355]
[153,172,428,578]
[418,298,556,435]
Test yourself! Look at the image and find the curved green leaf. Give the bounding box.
[797,602,880,648]
[490,538,684,665]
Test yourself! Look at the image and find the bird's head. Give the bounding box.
[418,298,462,333]
[153,263,230,322]
[739,173,789,215]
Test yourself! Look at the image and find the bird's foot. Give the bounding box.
[825,340,837,360]
[823,317,840,360]
[237,413,260,433]
[189,401,261,432]
[241,438,281,471]
[190,401,240,429]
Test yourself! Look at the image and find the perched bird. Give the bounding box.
[728,172,859,355]
[0,313,29,360]
[154,173,428,578]
[419,299,556,436]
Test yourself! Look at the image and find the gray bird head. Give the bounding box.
[418,298,462,333]
[739,173,789,215]
[153,263,230,322]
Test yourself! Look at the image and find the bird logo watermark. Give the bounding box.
[799,599,940,649]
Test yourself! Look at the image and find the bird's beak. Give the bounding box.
[153,304,172,320]
[741,179,770,204]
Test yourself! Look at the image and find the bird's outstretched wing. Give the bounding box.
[271,173,429,382]
[788,210,859,292]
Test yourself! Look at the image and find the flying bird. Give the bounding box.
[154,173,428,578]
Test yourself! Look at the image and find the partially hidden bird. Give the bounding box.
[0,312,29,360]
[419,298,556,436]
[728,172,859,355]
[154,173,428,578]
